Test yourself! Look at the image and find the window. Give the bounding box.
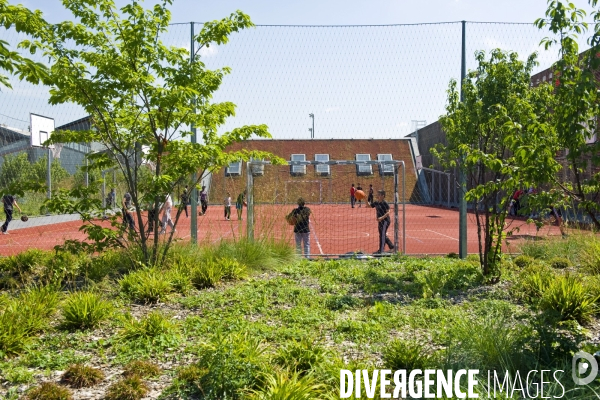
[314,154,330,176]
[250,157,264,176]
[355,154,372,176]
[377,154,394,176]
[225,161,242,176]
[290,154,306,175]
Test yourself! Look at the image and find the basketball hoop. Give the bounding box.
[51,143,64,159]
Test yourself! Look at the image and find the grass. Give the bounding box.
[25,382,72,400]
[61,291,113,330]
[1,238,600,398]
[61,364,104,388]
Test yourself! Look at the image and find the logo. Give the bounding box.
[572,351,599,386]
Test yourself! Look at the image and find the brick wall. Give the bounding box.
[209,139,419,205]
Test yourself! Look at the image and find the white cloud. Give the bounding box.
[199,44,218,58]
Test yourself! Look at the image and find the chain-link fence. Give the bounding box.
[0,19,574,254]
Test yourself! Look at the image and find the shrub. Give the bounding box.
[513,255,534,269]
[42,251,81,285]
[119,267,173,303]
[245,370,329,400]
[382,339,433,371]
[2,365,35,384]
[0,249,50,288]
[274,339,328,374]
[105,375,149,400]
[539,274,599,324]
[122,360,161,378]
[61,292,112,330]
[25,382,72,400]
[61,364,104,388]
[547,257,571,270]
[179,332,268,399]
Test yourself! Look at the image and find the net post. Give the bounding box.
[401,161,406,255]
[393,162,399,253]
[447,174,450,208]
[190,21,198,245]
[246,161,254,241]
[46,148,52,200]
[102,170,106,209]
[459,20,468,258]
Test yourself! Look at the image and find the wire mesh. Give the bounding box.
[0,19,577,254]
[237,162,402,257]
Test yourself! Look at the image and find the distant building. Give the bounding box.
[210,138,425,205]
[0,116,94,175]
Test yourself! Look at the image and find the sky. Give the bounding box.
[15,0,595,25]
[1,0,596,140]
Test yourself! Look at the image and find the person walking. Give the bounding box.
[350,184,356,208]
[368,190,395,254]
[122,192,135,230]
[224,192,232,220]
[367,184,374,204]
[236,190,246,220]
[199,185,208,216]
[289,197,311,258]
[1,194,22,234]
[180,185,189,218]
[159,193,176,234]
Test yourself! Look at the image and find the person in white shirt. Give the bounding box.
[224,192,231,220]
[159,194,175,234]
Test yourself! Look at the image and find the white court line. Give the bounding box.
[425,229,458,241]
[309,221,324,255]
[404,232,423,243]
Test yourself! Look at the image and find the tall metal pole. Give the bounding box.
[46,148,52,199]
[459,20,468,258]
[246,162,254,240]
[190,22,198,244]
[394,163,399,253]
[309,113,314,139]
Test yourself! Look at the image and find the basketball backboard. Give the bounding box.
[30,113,55,148]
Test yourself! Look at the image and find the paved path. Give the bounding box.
[8,213,83,230]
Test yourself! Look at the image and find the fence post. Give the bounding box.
[394,163,399,252]
[190,22,198,244]
[459,20,468,258]
[246,161,254,241]
[46,148,52,200]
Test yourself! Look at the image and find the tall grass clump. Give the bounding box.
[443,313,532,374]
[273,339,328,374]
[245,370,329,400]
[61,364,104,388]
[119,267,173,303]
[383,339,434,371]
[0,249,50,288]
[519,234,591,264]
[0,286,60,357]
[61,292,112,330]
[105,375,149,400]
[209,238,295,271]
[539,274,599,324]
[191,257,247,289]
[119,311,180,345]
[25,382,72,400]
[580,238,600,275]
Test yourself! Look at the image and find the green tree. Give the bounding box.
[535,1,600,230]
[0,0,48,87]
[434,50,559,276]
[14,0,280,265]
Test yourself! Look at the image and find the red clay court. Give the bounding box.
[0,204,563,257]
